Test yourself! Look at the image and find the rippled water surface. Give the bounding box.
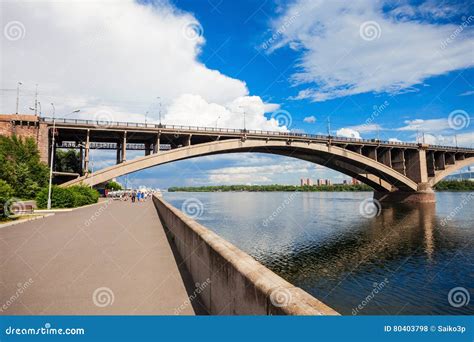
[164,191,474,315]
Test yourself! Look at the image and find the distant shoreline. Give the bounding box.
[168,184,373,192]
[168,180,474,192]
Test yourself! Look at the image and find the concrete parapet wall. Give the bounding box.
[152,195,339,316]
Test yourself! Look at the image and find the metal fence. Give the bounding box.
[41,117,473,152]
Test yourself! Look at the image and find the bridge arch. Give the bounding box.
[429,157,474,186]
[62,139,420,191]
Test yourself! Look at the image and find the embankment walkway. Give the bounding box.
[0,200,198,315]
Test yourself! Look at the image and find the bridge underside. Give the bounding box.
[60,138,474,203]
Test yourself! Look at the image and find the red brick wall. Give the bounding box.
[0,114,49,163]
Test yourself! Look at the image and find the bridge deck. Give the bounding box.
[0,200,201,315]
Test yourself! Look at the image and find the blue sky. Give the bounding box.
[2,0,473,188]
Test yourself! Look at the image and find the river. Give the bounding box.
[163,191,474,315]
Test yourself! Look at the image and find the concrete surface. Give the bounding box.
[0,199,202,315]
[153,195,339,316]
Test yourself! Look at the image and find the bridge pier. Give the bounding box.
[145,142,151,156]
[79,143,83,176]
[83,129,90,174]
[374,189,436,204]
[122,131,127,162]
[153,133,160,154]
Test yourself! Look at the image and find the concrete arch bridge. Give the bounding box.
[16,116,471,204]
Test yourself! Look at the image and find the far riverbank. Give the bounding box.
[168,180,474,192]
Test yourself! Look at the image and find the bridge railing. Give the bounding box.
[41,117,473,151]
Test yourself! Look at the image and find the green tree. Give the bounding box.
[105,181,123,191]
[0,135,48,199]
[0,180,14,218]
[54,149,82,173]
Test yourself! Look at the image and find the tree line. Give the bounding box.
[168,183,374,192]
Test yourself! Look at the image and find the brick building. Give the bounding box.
[0,114,49,163]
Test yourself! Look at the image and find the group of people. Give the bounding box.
[107,189,151,202]
[131,190,148,203]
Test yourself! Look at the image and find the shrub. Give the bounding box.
[36,185,99,209]
[69,185,100,207]
[36,186,75,209]
[0,180,14,218]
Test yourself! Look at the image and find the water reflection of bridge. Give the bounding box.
[260,202,473,315]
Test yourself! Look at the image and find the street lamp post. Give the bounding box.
[47,103,56,210]
[238,106,246,131]
[215,115,221,129]
[67,109,81,117]
[157,97,162,126]
[15,82,22,114]
[34,84,38,116]
[327,117,331,137]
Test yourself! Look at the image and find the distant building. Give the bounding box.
[325,179,332,186]
[352,178,361,185]
[300,178,314,186]
[343,180,348,185]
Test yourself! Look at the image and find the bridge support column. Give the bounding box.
[405,145,431,192]
[79,143,83,176]
[145,142,151,156]
[121,131,127,163]
[153,133,160,154]
[116,142,121,164]
[84,130,90,175]
[185,134,192,146]
[376,145,435,203]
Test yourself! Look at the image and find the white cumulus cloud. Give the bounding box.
[1,0,282,130]
[303,115,316,123]
[336,128,362,139]
[269,0,474,101]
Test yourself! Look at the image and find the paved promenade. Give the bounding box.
[0,200,199,315]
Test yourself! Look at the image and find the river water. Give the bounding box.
[163,191,474,315]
